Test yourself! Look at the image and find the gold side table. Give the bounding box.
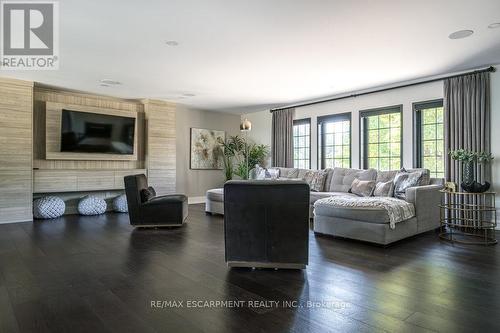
[439,190,497,245]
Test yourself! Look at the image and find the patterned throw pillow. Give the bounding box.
[286,168,299,178]
[373,181,394,197]
[303,170,327,192]
[140,186,156,203]
[349,178,376,197]
[265,168,280,179]
[253,165,266,180]
[393,168,425,200]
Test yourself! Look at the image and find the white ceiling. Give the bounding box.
[3,0,500,113]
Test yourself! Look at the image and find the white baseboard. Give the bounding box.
[188,196,206,204]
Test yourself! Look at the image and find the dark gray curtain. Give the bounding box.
[272,108,295,167]
[444,72,491,185]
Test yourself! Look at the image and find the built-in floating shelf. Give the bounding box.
[33,169,146,193]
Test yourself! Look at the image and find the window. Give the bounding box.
[361,106,402,171]
[318,113,351,169]
[293,118,311,169]
[414,100,444,178]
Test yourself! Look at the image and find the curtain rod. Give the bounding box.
[269,66,496,113]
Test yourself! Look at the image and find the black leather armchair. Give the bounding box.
[224,180,310,269]
[124,174,188,227]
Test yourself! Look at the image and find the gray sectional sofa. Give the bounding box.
[205,166,444,245]
[277,167,444,245]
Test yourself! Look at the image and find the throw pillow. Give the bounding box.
[393,168,424,200]
[254,165,266,180]
[328,168,377,192]
[350,178,376,197]
[265,168,280,179]
[373,180,394,197]
[140,186,156,203]
[412,168,431,186]
[303,170,327,192]
[286,168,299,178]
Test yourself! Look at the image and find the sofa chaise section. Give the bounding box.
[313,179,444,245]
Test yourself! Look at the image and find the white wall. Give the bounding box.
[243,66,500,224]
[176,105,241,200]
[243,81,443,170]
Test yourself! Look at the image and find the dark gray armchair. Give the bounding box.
[124,174,188,227]
[224,180,310,269]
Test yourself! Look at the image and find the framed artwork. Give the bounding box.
[190,128,225,170]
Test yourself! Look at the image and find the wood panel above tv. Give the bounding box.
[45,102,138,161]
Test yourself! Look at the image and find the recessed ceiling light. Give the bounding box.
[99,79,121,85]
[488,22,500,29]
[448,30,474,39]
[100,83,110,87]
[165,40,179,46]
[182,93,196,97]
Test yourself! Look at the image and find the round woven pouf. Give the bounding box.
[113,194,128,213]
[33,196,65,219]
[77,196,107,216]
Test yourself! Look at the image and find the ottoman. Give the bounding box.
[205,188,224,215]
[33,196,65,219]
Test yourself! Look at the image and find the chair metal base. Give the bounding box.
[132,222,184,228]
[227,261,306,270]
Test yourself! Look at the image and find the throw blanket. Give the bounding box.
[315,196,415,229]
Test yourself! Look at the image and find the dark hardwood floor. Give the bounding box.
[0,204,499,333]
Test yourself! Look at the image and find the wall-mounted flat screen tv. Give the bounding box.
[60,109,135,154]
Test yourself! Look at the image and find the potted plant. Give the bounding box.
[449,149,493,192]
[234,142,270,180]
[218,135,270,181]
[217,136,244,181]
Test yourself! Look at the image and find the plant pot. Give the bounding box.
[462,161,474,186]
[461,161,490,192]
[461,181,490,193]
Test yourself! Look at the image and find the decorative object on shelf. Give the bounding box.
[77,195,107,216]
[461,181,490,193]
[190,128,225,170]
[449,149,493,192]
[113,194,128,213]
[444,182,457,192]
[439,190,497,245]
[33,196,65,219]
